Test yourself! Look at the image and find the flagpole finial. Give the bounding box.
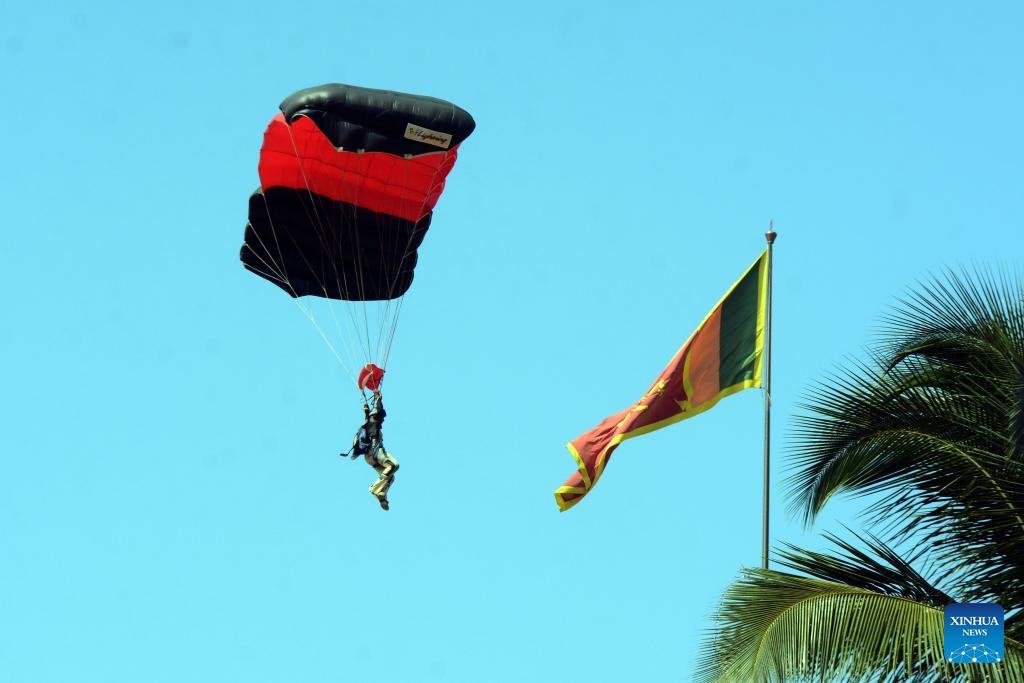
[765,224,777,244]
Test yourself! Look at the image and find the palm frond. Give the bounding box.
[783,267,1024,604]
[774,529,954,608]
[697,568,1024,683]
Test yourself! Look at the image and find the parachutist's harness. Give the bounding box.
[353,407,382,459]
[346,398,393,471]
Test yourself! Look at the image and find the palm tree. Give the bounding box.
[697,268,1024,682]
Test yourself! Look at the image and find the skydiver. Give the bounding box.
[342,389,399,510]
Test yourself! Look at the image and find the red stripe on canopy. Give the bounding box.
[258,115,460,223]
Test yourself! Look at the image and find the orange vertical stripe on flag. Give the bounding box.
[687,306,722,408]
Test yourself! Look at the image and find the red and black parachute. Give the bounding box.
[241,84,475,386]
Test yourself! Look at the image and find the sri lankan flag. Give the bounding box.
[554,251,769,511]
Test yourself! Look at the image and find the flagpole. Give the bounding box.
[762,226,777,569]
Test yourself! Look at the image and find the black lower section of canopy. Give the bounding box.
[241,187,431,301]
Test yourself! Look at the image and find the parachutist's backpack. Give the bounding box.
[352,425,371,456]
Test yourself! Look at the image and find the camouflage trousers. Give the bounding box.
[365,444,399,500]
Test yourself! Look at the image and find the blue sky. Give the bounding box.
[2,2,1021,681]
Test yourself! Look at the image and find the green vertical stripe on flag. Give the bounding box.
[718,257,763,389]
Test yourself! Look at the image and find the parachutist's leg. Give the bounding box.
[363,451,380,472]
[379,451,399,478]
[378,452,398,496]
[369,476,387,496]
[369,474,392,511]
[368,447,397,508]
[370,474,394,505]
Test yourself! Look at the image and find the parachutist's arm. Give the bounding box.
[372,393,385,420]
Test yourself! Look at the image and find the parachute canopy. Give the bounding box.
[239,84,475,387]
[241,83,476,301]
